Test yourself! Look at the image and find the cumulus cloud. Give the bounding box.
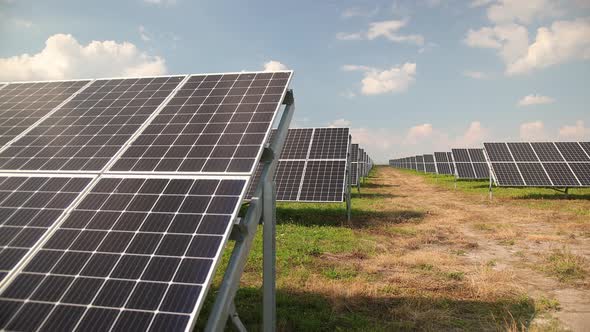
[486,0,561,25]
[263,60,289,72]
[520,121,546,140]
[517,94,555,106]
[0,34,166,81]
[328,119,352,128]
[558,120,590,140]
[342,63,417,95]
[337,19,424,45]
[506,18,590,75]
[404,123,434,144]
[455,121,489,146]
[464,24,529,64]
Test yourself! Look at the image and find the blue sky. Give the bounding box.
[1,0,589,163]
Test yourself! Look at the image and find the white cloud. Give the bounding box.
[558,120,590,140]
[341,6,379,18]
[517,94,555,106]
[404,123,434,144]
[337,19,424,45]
[455,121,489,146]
[464,24,529,64]
[335,32,363,41]
[328,119,352,128]
[486,0,561,25]
[263,60,289,72]
[462,70,489,79]
[506,18,590,75]
[343,63,417,95]
[519,121,546,140]
[138,25,151,42]
[0,34,166,81]
[340,90,356,98]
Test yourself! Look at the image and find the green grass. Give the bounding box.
[196,167,551,331]
[396,168,590,217]
[542,248,588,282]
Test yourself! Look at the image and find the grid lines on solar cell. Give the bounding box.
[299,160,346,202]
[517,163,552,186]
[0,77,184,171]
[0,176,246,332]
[275,161,305,201]
[452,148,488,179]
[569,163,590,185]
[554,142,589,161]
[0,80,89,149]
[0,176,93,283]
[308,128,349,159]
[279,129,312,159]
[491,163,524,186]
[110,72,292,174]
[530,142,563,161]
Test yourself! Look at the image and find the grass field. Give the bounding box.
[198,166,589,331]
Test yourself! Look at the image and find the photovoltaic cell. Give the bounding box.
[110,72,292,174]
[451,149,470,162]
[531,142,563,162]
[543,163,579,186]
[299,160,346,202]
[484,143,513,162]
[580,142,590,157]
[554,142,589,162]
[350,144,359,185]
[280,129,312,159]
[456,163,476,179]
[491,163,524,186]
[0,176,247,331]
[0,81,89,149]
[451,148,488,179]
[570,163,590,185]
[0,77,183,171]
[468,149,486,162]
[275,161,306,201]
[517,163,552,186]
[472,163,490,178]
[308,128,348,159]
[0,176,93,283]
[507,143,538,162]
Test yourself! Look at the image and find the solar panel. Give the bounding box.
[299,160,346,202]
[447,152,455,174]
[0,176,247,331]
[0,175,94,283]
[247,127,350,202]
[0,77,183,171]
[350,144,359,186]
[110,72,292,174]
[451,148,488,179]
[485,142,590,187]
[0,80,90,149]
[416,155,425,172]
[0,70,294,331]
[434,152,453,175]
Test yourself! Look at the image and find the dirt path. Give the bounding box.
[373,167,590,331]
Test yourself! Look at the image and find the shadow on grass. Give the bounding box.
[275,205,424,228]
[516,193,590,200]
[357,182,399,189]
[351,192,403,199]
[198,287,536,331]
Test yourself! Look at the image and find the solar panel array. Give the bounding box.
[423,154,436,173]
[451,148,489,179]
[390,151,458,176]
[0,70,293,331]
[484,142,590,187]
[433,152,454,175]
[350,144,359,186]
[248,127,350,202]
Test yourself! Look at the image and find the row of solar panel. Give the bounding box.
[0,71,294,331]
[246,128,374,202]
[389,142,590,187]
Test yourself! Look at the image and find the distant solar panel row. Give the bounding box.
[0,70,293,331]
[484,142,590,187]
[248,127,350,202]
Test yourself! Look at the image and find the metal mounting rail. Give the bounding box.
[205,90,295,332]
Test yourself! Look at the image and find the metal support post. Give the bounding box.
[263,180,276,332]
[489,173,493,200]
